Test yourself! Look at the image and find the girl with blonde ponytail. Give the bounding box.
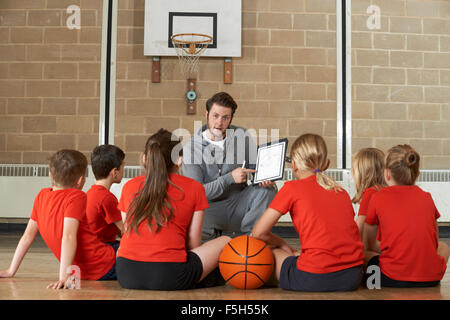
[252,133,364,292]
[115,129,231,290]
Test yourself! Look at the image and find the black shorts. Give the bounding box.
[97,241,120,281]
[116,251,203,290]
[279,256,363,292]
[366,255,440,288]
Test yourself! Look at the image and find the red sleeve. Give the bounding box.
[30,192,41,222]
[268,182,293,215]
[194,182,209,212]
[102,192,122,224]
[364,193,379,225]
[357,188,377,216]
[435,207,441,220]
[64,191,87,221]
[427,193,440,220]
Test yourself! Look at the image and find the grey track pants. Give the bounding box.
[202,185,277,239]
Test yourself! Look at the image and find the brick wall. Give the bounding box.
[1,0,448,169]
[0,0,102,163]
[114,0,338,166]
[351,0,450,168]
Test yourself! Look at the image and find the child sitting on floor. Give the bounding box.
[0,150,117,288]
[364,144,449,287]
[252,133,364,292]
[86,144,125,244]
[116,129,230,290]
[351,147,386,247]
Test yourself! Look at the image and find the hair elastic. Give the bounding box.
[314,169,321,173]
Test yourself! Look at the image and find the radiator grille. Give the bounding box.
[0,165,449,182]
[283,169,344,181]
[418,170,450,182]
[124,166,142,179]
[0,165,91,177]
[0,165,49,177]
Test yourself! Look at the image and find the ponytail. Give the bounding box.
[291,134,342,192]
[126,129,182,234]
[315,170,342,192]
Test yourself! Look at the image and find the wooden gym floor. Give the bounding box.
[1,233,450,301]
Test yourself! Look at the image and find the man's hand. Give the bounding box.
[231,167,256,184]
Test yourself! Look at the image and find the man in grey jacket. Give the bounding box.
[182,92,277,239]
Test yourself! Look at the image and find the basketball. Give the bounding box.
[218,235,274,289]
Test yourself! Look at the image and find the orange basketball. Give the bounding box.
[218,235,274,289]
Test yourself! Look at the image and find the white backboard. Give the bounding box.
[144,0,242,57]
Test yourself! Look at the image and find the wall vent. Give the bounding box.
[0,164,91,177]
[0,165,49,177]
[1,165,448,182]
[417,170,450,182]
[124,166,142,179]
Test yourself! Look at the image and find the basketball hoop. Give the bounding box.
[171,33,213,79]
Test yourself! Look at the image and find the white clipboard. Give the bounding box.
[252,138,288,185]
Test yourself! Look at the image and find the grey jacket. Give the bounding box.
[182,124,257,202]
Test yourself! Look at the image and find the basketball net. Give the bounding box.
[171,33,213,79]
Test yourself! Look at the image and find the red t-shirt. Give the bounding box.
[117,173,209,262]
[357,186,381,216]
[30,188,116,280]
[117,175,145,217]
[269,175,364,274]
[86,185,122,243]
[365,185,447,282]
[358,186,383,241]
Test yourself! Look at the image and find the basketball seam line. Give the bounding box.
[245,235,248,289]
[226,241,268,259]
[224,270,266,286]
[218,261,273,266]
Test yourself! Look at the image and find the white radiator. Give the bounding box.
[0,165,449,222]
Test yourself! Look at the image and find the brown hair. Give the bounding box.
[91,144,125,180]
[126,129,183,235]
[385,144,420,185]
[290,133,342,191]
[351,148,386,203]
[206,92,238,116]
[48,149,87,188]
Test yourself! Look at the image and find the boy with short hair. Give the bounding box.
[86,144,125,244]
[0,150,117,288]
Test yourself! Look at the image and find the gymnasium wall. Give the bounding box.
[351,0,450,168]
[0,0,449,169]
[0,0,102,164]
[114,0,337,166]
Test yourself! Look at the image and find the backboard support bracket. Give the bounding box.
[152,56,160,83]
[224,57,232,84]
[186,79,197,115]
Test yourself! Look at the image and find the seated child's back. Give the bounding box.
[271,175,363,274]
[366,184,446,281]
[86,144,125,243]
[32,187,115,280]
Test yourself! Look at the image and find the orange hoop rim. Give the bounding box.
[171,33,213,45]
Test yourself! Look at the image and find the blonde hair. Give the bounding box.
[290,133,342,191]
[385,144,420,186]
[351,148,386,204]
